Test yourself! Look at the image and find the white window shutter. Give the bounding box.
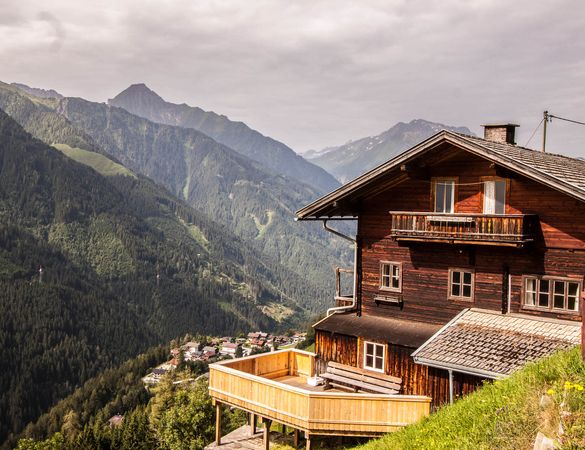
[484,181,495,214]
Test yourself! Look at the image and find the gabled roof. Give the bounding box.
[411,309,581,379]
[296,131,585,219]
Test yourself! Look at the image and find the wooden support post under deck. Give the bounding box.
[249,413,257,435]
[305,435,312,450]
[262,418,272,450]
[293,429,300,448]
[215,402,222,446]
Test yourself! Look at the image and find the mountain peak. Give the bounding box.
[108,83,165,106]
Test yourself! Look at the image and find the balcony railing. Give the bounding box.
[390,212,537,246]
[335,267,353,306]
[208,349,431,439]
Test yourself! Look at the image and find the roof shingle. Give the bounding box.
[412,308,581,378]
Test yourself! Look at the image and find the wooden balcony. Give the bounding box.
[390,212,538,246]
[208,349,431,441]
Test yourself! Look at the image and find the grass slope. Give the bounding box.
[356,347,585,450]
[52,143,136,178]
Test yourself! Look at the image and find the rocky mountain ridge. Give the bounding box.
[307,119,473,183]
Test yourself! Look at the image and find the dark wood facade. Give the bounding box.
[313,142,585,409]
[357,148,585,324]
[315,330,485,409]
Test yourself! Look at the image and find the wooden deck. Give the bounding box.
[208,349,431,444]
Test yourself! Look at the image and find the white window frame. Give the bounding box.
[380,261,402,292]
[448,268,475,302]
[433,178,456,213]
[522,275,581,314]
[363,341,386,373]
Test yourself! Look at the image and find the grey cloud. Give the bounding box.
[37,11,66,51]
[0,0,584,156]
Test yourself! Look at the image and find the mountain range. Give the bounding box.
[108,83,339,194]
[0,82,351,309]
[306,119,473,183]
[10,82,63,100]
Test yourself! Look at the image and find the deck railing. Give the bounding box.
[209,349,430,437]
[390,212,537,245]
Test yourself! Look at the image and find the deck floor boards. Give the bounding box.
[272,375,345,392]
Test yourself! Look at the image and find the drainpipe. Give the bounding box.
[322,220,358,316]
[507,273,512,314]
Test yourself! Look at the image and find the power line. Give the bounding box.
[525,117,545,148]
[548,114,585,127]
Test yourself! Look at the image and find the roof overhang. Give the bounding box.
[296,131,585,220]
[313,312,442,348]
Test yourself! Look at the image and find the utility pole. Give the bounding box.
[542,110,549,153]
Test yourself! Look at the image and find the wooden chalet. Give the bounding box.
[208,124,584,449]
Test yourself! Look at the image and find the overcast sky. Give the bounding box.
[1,0,584,157]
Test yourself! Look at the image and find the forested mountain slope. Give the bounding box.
[0,109,311,448]
[108,83,339,194]
[49,94,351,299]
[0,82,346,309]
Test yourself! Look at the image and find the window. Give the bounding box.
[364,341,385,372]
[449,269,474,301]
[483,179,506,214]
[523,276,580,313]
[434,179,456,213]
[380,261,402,292]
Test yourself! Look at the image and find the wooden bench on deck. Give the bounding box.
[320,362,402,395]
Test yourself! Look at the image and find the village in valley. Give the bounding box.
[142,331,307,386]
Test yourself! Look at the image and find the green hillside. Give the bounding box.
[0,108,313,448]
[52,143,136,178]
[355,347,585,450]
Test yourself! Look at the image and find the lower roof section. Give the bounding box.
[313,312,442,348]
[412,308,582,379]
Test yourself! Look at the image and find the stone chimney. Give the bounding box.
[482,124,519,145]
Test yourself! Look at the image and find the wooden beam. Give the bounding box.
[293,429,300,448]
[215,402,222,446]
[250,413,257,435]
[400,163,430,181]
[262,418,272,450]
[494,164,521,180]
[305,435,312,450]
